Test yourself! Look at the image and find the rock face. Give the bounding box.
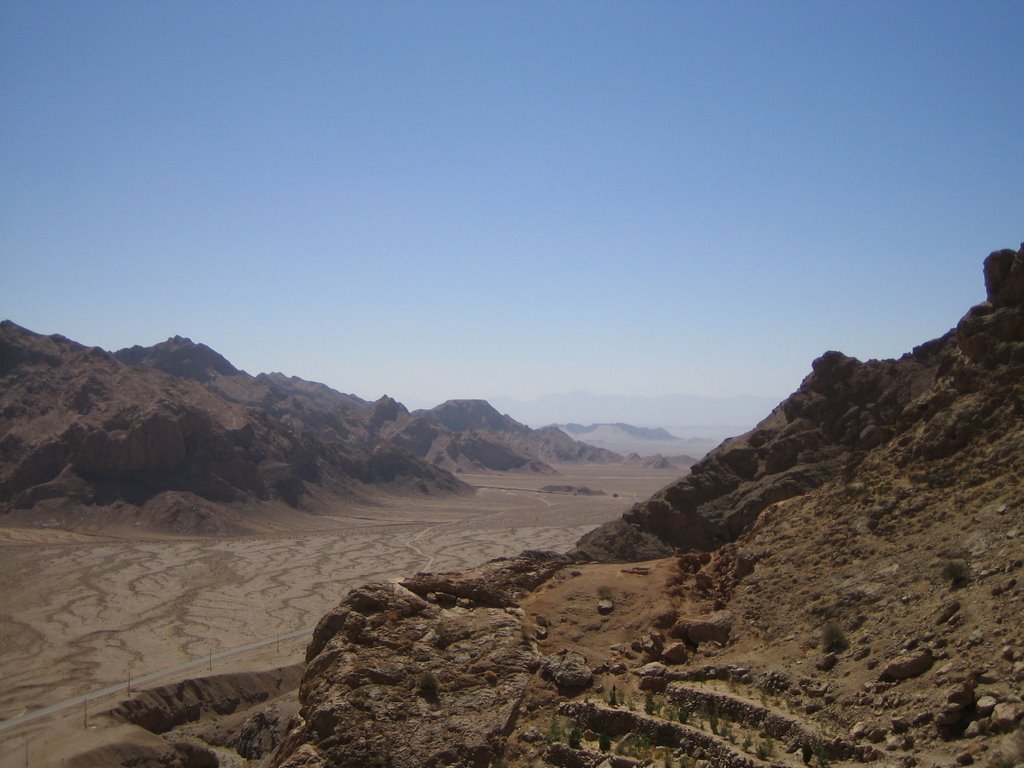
[272,579,542,768]
[574,246,1024,561]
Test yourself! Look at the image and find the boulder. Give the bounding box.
[991,702,1024,732]
[671,610,735,646]
[541,650,593,690]
[880,648,933,682]
[662,642,689,664]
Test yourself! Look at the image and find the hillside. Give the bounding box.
[0,323,466,534]
[116,342,620,475]
[263,244,1024,768]
[383,399,622,474]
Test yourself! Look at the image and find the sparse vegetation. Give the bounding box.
[608,684,618,707]
[597,585,613,600]
[546,715,568,744]
[568,724,582,749]
[644,691,662,715]
[416,670,439,696]
[599,732,612,752]
[941,559,969,589]
[821,620,849,652]
[707,706,720,734]
[615,732,653,758]
[757,738,775,760]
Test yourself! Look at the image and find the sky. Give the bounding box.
[2,1,1022,413]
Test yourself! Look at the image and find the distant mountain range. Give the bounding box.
[556,422,710,460]
[490,392,782,439]
[0,324,643,533]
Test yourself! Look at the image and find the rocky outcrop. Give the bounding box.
[399,552,570,609]
[273,581,540,768]
[0,322,467,528]
[575,247,1024,561]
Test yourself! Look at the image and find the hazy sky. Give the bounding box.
[2,2,1022,409]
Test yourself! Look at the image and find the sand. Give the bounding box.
[0,464,674,765]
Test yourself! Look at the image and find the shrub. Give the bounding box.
[568,725,582,749]
[941,560,969,589]
[645,692,662,715]
[616,733,653,758]
[821,620,849,653]
[707,706,720,734]
[757,738,775,760]
[608,685,618,707]
[484,669,498,687]
[417,670,439,696]
[597,585,613,600]
[599,732,612,752]
[546,716,566,744]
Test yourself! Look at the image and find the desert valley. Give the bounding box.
[0,246,1022,768]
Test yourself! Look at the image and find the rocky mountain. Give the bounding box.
[116,341,621,475]
[383,399,621,474]
[261,244,1024,768]
[0,323,466,533]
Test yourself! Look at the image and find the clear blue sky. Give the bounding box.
[2,2,1021,409]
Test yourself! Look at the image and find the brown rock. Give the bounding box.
[991,702,1024,732]
[662,642,689,664]
[880,647,933,682]
[671,610,735,646]
[541,650,593,690]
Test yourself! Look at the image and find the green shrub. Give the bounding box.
[757,738,775,759]
[568,725,582,749]
[599,732,612,752]
[708,706,720,734]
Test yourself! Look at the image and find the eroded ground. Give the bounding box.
[0,463,673,766]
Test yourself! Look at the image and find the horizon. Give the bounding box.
[2,2,1022,408]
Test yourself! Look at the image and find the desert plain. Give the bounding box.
[0,463,675,766]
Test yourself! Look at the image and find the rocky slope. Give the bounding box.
[0,323,466,533]
[260,244,1024,768]
[117,340,620,474]
[384,399,621,474]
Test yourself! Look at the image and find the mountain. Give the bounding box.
[557,421,713,458]
[0,323,466,534]
[267,244,1024,768]
[490,392,780,437]
[383,399,622,473]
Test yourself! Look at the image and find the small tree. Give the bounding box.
[599,732,612,752]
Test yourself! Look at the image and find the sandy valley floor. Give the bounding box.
[0,464,675,764]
